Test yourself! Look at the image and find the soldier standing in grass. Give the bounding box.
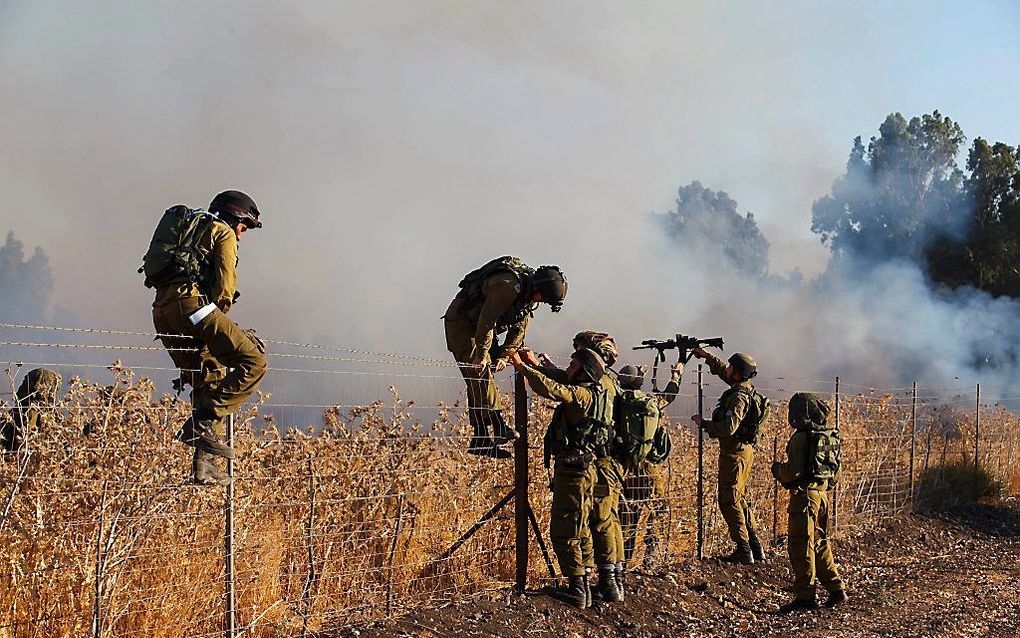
[616,362,683,571]
[509,347,613,609]
[1,368,61,454]
[142,190,268,486]
[690,348,768,564]
[772,392,848,612]
[443,257,567,459]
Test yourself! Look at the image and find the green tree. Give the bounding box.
[0,231,54,322]
[811,111,966,264]
[928,139,1020,295]
[658,181,770,278]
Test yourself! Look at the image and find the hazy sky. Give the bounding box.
[2,0,1019,361]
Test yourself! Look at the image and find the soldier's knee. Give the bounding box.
[718,488,738,506]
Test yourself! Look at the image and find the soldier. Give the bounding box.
[508,347,614,609]
[772,392,848,611]
[689,348,766,564]
[143,190,268,486]
[537,331,626,602]
[1,368,61,454]
[616,362,683,572]
[443,257,567,459]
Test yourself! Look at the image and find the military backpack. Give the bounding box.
[139,206,219,289]
[731,386,771,446]
[543,384,614,466]
[807,428,841,481]
[612,389,661,473]
[455,256,535,328]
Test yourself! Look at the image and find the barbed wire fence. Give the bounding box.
[0,323,1017,638]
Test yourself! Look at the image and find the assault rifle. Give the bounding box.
[633,334,724,390]
[634,334,725,365]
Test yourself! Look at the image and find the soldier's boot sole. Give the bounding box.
[779,598,819,613]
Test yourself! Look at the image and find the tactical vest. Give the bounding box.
[612,388,661,473]
[543,383,614,466]
[140,206,222,290]
[712,384,771,445]
[454,256,535,331]
[806,428,841,481]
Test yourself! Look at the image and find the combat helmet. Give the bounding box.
[210,190,263,229]
[788,392,831,430]
[532,265,568,312]
[617,364,647,391]
[728,353,757,380]
[573,331,618,367]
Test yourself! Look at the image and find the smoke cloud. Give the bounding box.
[1,1,1017,402]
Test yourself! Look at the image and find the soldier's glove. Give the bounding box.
[243,328,267,354]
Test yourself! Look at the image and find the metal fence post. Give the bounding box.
[225,413,236,638]
[832,377,840,533]
[909,382,917,511]
[771,434,779,544]
[513,370,529,592]
[696,364,704,561]
[975,383,981,470]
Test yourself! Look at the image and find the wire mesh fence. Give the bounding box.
[1,323,1017,638]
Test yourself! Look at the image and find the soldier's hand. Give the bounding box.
[518,349,541,367]
[690,415,703,427]
[492,358,508,373]
[506,352,526,370]
[691,347,709,359]
[537,352,555,367]
[672,361,685,376]
[243,328,267,354]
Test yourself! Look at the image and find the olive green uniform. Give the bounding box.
[152,220,267,436]
[1,368,61,453]
[444,271,529,433]
[774,428,844,601]
[521,364,613,577]
[620,371,680,563]
[701,354,758,546]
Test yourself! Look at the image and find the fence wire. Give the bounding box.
[1,323,1017,638]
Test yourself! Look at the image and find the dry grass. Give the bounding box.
[1,367,1016,638]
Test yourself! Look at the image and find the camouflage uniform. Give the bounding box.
[520,363,614,578]
[444,269,530,443]
[152,220,267,440]
[620,370,681,565]
[773,398,845,603]
[1,368,61,453]
[701,354,759,549]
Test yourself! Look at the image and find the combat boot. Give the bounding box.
[824,589,849,608]
[722,541,755,565]
[779,596,819,613]
[177,414,235,459]
[597,565,622,603]
[192,449,230,487]
[466,422,512,459]
[747,529,766,562]
[615,562,626,602]
[489,412,520,445]
[561,575,587,609]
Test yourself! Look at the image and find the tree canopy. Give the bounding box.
[0,231,54,323]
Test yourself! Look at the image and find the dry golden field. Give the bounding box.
[1,364,1016,638]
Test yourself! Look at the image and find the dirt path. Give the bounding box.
[341,500,1020,638]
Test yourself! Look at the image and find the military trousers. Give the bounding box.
[591,457,625,566]
[153,294,267,431]
[718,445,757,545]
[621,461,668,563]
[444,317,501,432]
[549,459,597,577]
[788,487,843,600]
